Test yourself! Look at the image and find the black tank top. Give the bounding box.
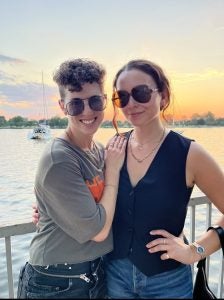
[108,130,194,276]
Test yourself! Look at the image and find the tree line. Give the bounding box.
[1,112,224,128]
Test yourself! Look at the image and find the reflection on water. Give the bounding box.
[0,127,224,297]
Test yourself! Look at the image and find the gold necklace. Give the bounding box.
[131,135,154,151]
[130,127,166,163]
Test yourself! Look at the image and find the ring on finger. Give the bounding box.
[166,253,169,259]
[163,239,166,245]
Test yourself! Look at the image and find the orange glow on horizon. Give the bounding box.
[1,70,224,121]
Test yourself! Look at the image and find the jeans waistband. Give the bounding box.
[31,257,102,277]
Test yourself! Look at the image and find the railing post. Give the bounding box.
[189,205,196,243]
[189,205,196,278]
[206,203,212,278]
[5,236,14,298]
[217,253,224,298]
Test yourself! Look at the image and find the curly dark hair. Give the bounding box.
[53,58,106,99]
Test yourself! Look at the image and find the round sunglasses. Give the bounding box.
[112,84,158,108]
[65,95,107,116]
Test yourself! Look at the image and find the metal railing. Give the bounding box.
[0,221,36,298]
[0,196,223,298]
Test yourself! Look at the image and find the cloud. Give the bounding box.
[0,70,17,83]
[0,68,59,118]
[0,81,57,116]
[0,54,27,64]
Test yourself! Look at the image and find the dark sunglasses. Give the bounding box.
[65,95,106,116]
[112,84,158,108]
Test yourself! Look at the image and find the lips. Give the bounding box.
[129,111,144,116]
[80,117,97,124]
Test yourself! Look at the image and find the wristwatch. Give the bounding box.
[207,225,224,256]
[191,242,205,260]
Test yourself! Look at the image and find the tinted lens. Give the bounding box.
[132,85,152,103]
[67,99,84,116]
[113,91,130,108]
[89,96,105,111]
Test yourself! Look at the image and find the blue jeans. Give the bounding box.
[17,258,107,299]
[105,257,193,299]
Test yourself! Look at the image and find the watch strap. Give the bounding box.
[207,226,224,256]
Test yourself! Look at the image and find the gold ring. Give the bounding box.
[166,253,169,259]
[163,239,166,245]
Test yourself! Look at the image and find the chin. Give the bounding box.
[128,118,144,127]
[82,122,101,135]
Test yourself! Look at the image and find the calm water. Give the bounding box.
[0,127,224,297]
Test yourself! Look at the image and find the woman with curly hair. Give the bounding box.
[17,58,126,299]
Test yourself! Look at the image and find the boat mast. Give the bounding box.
[41,71,49,124]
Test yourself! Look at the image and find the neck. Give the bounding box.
[133,121,165,144]
[64,127,94,151]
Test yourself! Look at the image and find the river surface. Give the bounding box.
[0,127,224,297]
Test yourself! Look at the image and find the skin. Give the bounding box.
[116,68,224,264]
[59,82,105,149]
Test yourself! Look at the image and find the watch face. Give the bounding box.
[197,246,205,254]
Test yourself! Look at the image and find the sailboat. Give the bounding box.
[28,72,51,140]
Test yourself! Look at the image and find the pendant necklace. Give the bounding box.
[131,135,153,151]
[130,127,166,163]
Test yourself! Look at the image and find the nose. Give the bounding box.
[82,99,93,114]
[127,95,138,107]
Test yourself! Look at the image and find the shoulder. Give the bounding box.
[165,130,194,153]
[123,130,133,139]
[188,141,213,161]
[168,130,194,144]
[39,138,81,170]
[187,140,222,176]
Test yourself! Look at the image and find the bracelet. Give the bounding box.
[104,184,117,188]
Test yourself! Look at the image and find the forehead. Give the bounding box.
[116,69,156,90]
[64,82,102,100]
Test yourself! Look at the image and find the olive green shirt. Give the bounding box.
[29,138,113,266]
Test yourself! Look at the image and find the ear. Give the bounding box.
[58,100,67,115]
[160,99,165,111]
[160,92,168,111]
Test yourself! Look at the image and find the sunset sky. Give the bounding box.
[0,0,224,121]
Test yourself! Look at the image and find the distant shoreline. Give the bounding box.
[1,125,224,129]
